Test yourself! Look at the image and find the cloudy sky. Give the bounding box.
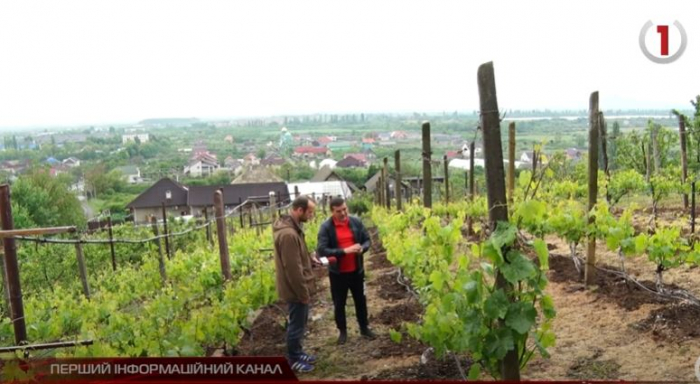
[0,0,698,127]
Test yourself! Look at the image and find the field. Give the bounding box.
[231,204,700,381]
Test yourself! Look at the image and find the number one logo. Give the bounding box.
[656,25,669,55]
[640,20,687,64]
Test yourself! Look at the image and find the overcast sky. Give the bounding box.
[0,0,698,128]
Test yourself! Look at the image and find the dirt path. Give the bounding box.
[235,225,700,381]
[524,235,700,381]
[235,228,466,380]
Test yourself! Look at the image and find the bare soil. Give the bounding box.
[234,225,700,381]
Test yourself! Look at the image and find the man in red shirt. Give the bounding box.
[317,197,375,345]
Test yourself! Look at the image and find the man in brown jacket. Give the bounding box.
[273,195,317,373]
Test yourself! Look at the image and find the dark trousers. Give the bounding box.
[329,270,369,332]
[287,302,309,360]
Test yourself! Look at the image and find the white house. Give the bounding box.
[318,158,338,170]
[122,133,150,144]
[460,143,483,159]
[449,158,524,171]
[115,165,142,184]
[62,157,81,168]
[288,181,353,200]
[184,159,219,177]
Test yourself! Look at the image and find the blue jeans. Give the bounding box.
[287,302,309,360]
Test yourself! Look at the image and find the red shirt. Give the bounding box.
[333,217,357,273]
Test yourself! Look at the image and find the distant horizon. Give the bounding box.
[0,107,690,133]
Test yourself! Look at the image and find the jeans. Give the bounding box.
[329,270,369,332]
[287,301,309,360]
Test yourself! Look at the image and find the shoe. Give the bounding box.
[360,328,377,340]
[289,360,314,373]
[337,331,347,345]
[299,353,317,364]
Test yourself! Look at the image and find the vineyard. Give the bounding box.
[1,62,700,381]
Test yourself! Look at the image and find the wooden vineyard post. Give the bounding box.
[508,122,515,208]
[238,197,245,229]
[644,140,652,182]
[443,155,450,204]
[586,91,600,287]
[294,186,300,199]
[0,185,27,344]
[422,122,432,208]
[395,150,402,211]
[203,208,212,245]
[384,157,391,210]
[257,204,264,229]
[161,202,171,259]
[692,181,696,235]
[465,170,469,198]
[75,240,90,299]
[269,192,277,224]
[0,245,10,317]
[378,169,385,208]
[151,216,167,285]
[599,112,609,175]
[107,216,116,271]
[651,123,661,174]
[477,62,520,381]
[679,114,689,210]
[468,141,476,235]
[214,190,232,282]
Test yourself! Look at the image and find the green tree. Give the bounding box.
[85,165,126,198]
[11,169,86,229]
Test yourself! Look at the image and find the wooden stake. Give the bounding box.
[422,122,432,208]
[239,197,244,229]
[468,141,476,235]
[395,150,402,211]
[477,62,519,381]
[203,208,212,245]
[443,155,450,204]
[107,216,116,271]
[269,192,277,224]
[161,202,171,260]
[151,216,167,285]
[384,157,391,210]
[679,114,689,210]
[75,240,90,299]
[0,185,27,344]
[0,245,10,318]
[508,122,515,208]
[586,91,600,287]
[214,190,232,281]
[692,181,696,234]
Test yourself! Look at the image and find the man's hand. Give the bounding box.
[344,244,362,254]
[310,251,322,266]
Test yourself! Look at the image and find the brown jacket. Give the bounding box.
[273,215,314,303]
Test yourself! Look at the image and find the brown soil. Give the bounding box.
[634,303,700,343]
[368,251,394,270]
[366,355,470,380]
[372,332,427,358]
[367,271,411,301]
[548,254,677,311]
[235,303,288,357]
[233,225,700,381]
[566,349,621,380]
[370,299,422,329]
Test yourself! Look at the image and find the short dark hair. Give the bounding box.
[292,195,314,211]
[330,197,345,209]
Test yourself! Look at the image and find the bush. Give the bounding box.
[348,192,371,216]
